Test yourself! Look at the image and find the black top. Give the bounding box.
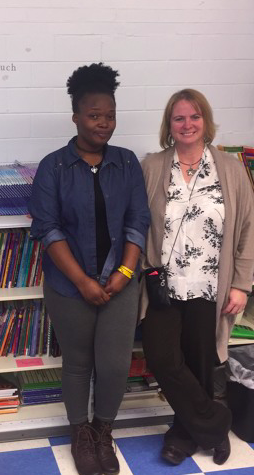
[91,162,111,274]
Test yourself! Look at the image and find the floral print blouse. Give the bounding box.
[161,147,225,302]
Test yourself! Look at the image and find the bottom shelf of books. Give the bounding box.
[0,353,173,442]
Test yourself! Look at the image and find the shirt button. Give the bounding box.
[112,237,116,241]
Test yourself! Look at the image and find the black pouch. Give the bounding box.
[144,266,171,310]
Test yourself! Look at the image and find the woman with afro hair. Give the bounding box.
[29,63,150,475]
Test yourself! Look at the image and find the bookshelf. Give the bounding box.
[0,215,32,229]
[229,295,254,346]
[0,215,172,441]
[0,286,43,302]
[1,215,252,441]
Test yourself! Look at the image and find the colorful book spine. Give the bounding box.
[16,231,30,287]
[0,232,11,287]
[29,301,41,357]
[0,309,15,356]
[2,232,15,288]
[22,235,33,287]
[6,232,21,288]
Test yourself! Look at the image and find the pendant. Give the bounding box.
[186,167,196,176]
[91,165,98,174]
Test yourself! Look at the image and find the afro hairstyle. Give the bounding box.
[67,62,120,112]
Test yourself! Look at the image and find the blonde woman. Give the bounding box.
[141,89,254,467]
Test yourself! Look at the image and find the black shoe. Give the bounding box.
[213,434,231,465]
[92,417,120,475]
[161,444,186,465]
[70,422,102,475]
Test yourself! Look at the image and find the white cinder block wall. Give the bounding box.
[0,0,254,163]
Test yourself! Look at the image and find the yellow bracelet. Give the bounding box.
[117,266,132,279]
[121,265,134,276]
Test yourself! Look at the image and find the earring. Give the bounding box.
[168,134,175,147]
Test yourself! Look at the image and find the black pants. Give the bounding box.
[142,298,232,453]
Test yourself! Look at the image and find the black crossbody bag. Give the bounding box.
[144,266,171,309]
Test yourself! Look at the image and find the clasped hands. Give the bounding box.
[78,271,130,306]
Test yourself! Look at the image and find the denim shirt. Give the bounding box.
[28,137,150,297]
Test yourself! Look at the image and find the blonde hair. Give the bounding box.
[159,88,217,149]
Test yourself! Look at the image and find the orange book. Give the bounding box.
[0,408,18,414]
[0,310,15,356]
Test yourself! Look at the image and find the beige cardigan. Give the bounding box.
[140,145,254,362]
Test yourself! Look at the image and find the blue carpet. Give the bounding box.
[0,447,61,475]
[117,433,202,474]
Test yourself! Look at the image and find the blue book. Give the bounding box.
[21,388,62,397]
[29,301,41,357]
[21,237,33,287]
[16,231,30,287]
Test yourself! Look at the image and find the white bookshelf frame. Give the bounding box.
[0,215,172,440]
[1,215,253,440]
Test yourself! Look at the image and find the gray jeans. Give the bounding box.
[44,278,139,424]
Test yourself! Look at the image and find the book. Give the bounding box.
[13,308,24,357]
[21,234,33,287]
[12,230,26,287]
[1,231,14,288]
[27,240,39,286]
[0,374,18,397]
[16,230,30,287]
[38,303,45,356]
[144,375,159,388]
[17,368,62,390]
[30,300,41,357]
[0,162,38,216]
[0,399,20,408]
[217,145,244,160]
[0,408,18,414]
[126,380,151,393]
[25,305,33,355]
[217,145,254,191]
[0,307,13,355]
[8,311,19,355]
[17,306,30,355]
[1,309,16,356]
[0,231,12,287]
[6,231,21,288]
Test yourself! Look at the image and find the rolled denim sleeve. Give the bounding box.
[124,226,146,252]
[28,155,66,248]
[123,152,150,249]
[42,228,66,249]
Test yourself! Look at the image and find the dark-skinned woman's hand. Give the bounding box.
[104,271,130,297]
[78,276,111,306]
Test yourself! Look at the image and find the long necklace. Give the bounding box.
[179,157,201,176]
[75,141,102,174]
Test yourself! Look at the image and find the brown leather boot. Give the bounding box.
[92,417,120,475]
[70,421,102,475]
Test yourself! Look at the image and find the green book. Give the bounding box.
[231,324,254,339]
[18,369,62,390]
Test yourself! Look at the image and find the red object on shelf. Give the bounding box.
[128,353,151,377]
